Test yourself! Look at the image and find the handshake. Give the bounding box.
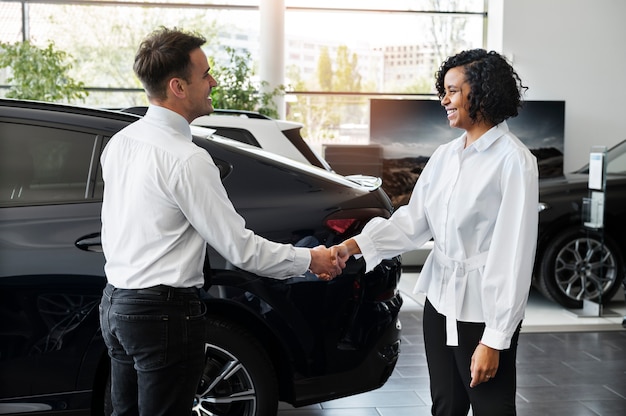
[307,242,356,281]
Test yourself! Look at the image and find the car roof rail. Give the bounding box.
[119,106,148,116]
[117,106,271,120]
[209,109,272,120]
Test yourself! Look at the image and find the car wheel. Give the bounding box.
[192,317,278,416]
[538,227,624,309]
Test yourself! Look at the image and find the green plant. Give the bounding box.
[210,46,284,118]
[0,40,88,102]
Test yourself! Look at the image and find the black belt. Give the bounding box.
[107,283,199,295]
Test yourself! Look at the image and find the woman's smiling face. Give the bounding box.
[440,66,472,131]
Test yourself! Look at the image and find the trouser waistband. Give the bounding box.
[105,283,200,297]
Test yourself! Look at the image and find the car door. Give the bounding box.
[0,119,108,411]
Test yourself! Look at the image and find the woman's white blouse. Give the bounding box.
[354,122,538,349]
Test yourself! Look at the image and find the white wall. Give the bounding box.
[489,0,626,172]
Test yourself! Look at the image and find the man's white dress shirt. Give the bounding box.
[101,105,310,289]
[354,122,538,349]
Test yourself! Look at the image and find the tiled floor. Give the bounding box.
[278,272,626,416]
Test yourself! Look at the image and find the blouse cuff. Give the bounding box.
[480,327,511,350]
[352,233,378,273]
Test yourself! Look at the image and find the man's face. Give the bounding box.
[184,47,218,121]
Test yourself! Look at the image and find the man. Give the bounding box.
[99,27,343,416]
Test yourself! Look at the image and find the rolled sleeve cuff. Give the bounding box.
[481,327,511,350]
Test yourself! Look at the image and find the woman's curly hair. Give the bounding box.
[435,49,527,126]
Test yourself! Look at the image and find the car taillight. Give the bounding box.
[325,218,357,234]
[323,208,390,239]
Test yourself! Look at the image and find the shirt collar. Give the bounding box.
[455,121,509,154]
[144,105,193,141]
[470,121,509,152]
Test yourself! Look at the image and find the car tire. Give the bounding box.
[193,316,279,416]
[538,227,624,309]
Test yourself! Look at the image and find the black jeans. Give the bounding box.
[99,283,207,416]
[423,298,521,416]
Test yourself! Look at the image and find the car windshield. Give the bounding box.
[576,139,626,175]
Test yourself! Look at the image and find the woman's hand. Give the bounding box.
[469,342,500,388]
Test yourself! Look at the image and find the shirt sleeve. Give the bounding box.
[480,148,538,349]
[171,150,311,279]
[354,149,439,273]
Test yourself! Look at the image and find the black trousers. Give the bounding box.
[100,284,207,416]
[423,298,521,416]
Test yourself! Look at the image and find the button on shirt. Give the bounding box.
[354,122,538,349]
[101,105,311,289]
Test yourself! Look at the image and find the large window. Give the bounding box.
[0,0,486,149]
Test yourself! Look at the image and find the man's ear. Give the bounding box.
[168,78,186,99]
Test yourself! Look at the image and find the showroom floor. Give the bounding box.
[278,271,626,416]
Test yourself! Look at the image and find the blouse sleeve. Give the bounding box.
[354,148,442,273]
[480,148,539,349]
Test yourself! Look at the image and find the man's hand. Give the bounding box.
[469,342,500,388]
[308,245,345,281]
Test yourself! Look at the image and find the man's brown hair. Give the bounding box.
[133,27,206,100]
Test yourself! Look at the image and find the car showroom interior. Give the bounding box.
[0,1,625,416]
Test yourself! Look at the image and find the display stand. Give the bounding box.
[568,146,620,318]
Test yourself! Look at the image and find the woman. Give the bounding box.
[333,49,538,415]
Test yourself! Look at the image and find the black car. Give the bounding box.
[0,99,402,416]
[535,140,626,309]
